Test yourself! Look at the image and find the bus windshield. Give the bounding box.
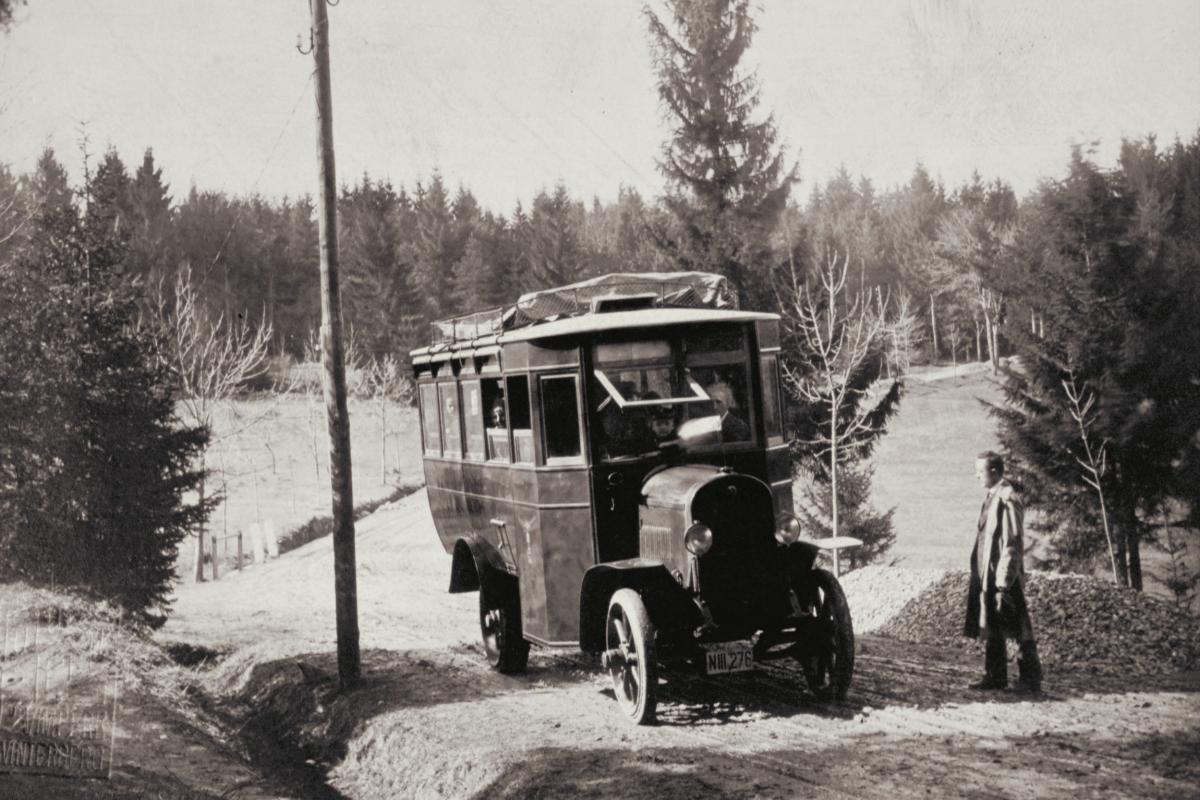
[592,329,755,460]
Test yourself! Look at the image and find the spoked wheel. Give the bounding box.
[605,589,658,724]
[799,568,855,701]
[478,567,530,674]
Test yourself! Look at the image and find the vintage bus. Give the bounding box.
[410,272,854,723]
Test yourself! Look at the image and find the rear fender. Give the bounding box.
[449,537,509,593]
[578,559,701,653]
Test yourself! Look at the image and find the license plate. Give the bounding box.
[703,643,754,675]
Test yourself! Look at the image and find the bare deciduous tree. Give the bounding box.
[365,354,413,485]
[877,288,923,378]
[780,249,894,539]
[149,265,272,581]
[1062,370,1120,586]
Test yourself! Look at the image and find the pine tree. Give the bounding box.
[340,174,421,357]
[276,196,320,356]
[414,174,456,321]
[526,184,585,289]
[645,0,797,311]
[84,149,134,276]
[25,148,76,238]
[127,148,174,285]
[451,211,517,313]
[795,463,896,568]
[991,137,1200,590]
[1,156,210,624]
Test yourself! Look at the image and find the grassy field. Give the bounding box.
[184,395,422,577]
[871,367,1005,569]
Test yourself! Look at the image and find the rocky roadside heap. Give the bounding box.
[845,567,1200,676]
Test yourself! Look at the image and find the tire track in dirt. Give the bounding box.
[530,634,1200,800]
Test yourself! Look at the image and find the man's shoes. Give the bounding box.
[1013,679,1041,695]
[968,678,1006,691]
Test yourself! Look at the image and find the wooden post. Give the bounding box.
[310,0,361,688]
[193,530,205,583]
[211,536,219,580]
[193,470,207,582]
[237,531,243,571]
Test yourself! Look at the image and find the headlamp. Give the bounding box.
[775,513,802,545]
[684,522,714,556]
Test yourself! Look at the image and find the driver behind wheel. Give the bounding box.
[644,393,677,445]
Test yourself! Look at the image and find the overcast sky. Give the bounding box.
[2,0,1197,212]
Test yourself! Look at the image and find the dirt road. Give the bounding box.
[156,490,1200,800]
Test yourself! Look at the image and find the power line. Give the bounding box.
[203,72,314,281]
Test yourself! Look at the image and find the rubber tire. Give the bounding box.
[800,568,855,702]
[606,588,658,724]
[479,568,530,674]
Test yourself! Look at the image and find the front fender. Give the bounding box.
[787,540,820,576]
[578,559,701,653]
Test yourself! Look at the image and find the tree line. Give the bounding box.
[0,149,1030,365]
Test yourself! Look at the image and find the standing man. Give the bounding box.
[964,451,1043,692]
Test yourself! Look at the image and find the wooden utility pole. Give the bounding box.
[309,0,360,688]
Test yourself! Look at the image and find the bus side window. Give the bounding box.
[419,383,441,456]
[506,375,533,464]
[461,379,485,461]
[438,382,462,459]
[760,354,784,444]
[540,374,582,464]
[482,377,509,462]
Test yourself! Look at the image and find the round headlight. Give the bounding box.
[775,513,802,545]
[684,522,713,556]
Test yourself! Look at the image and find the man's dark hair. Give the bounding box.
[977,450,1005,475]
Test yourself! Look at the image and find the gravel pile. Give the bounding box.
[870,570,1200,675]
[839,566,949,634]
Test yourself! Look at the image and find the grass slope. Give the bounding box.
[871,368,1004,569]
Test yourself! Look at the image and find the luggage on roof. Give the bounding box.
[429,271,737,344]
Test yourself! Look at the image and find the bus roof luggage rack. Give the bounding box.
[513,272,736,328]
[429,272,736,345]
[431,306,512,345]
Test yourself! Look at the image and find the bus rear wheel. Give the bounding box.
[478,567,529,674]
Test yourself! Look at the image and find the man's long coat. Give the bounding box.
[964,478,1035,642]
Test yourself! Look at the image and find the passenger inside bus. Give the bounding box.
[705,380,751,443]
[644,393,678,446]
[483,380,510,461]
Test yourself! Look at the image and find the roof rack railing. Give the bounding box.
[431,306,507,345]
[429,272,736,344]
